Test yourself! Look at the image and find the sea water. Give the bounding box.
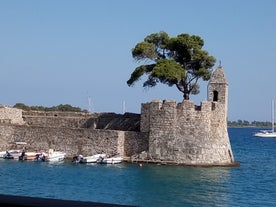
[0,128,276,207]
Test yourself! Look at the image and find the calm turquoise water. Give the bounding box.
[1,128,276,207]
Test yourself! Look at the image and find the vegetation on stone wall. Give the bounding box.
[127,31,216,100]
[13,103,88,112]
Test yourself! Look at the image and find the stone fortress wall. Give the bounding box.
[0,66,236,166]
[0,110,147,158]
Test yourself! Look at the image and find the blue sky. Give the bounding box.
[0,0,276,122]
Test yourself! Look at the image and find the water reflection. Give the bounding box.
[124,164,231,207]
[2,127,276,207]
[0,160,235,207]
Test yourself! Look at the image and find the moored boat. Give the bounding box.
[47,151,66,162]
[97,156,123,164]
[2,150,22,159]
[73,153,106,163]
[1,142,28,159]
[35,149,66,162]
[254,100,276,138]
[19,151,39,161]
[254,130,276,138]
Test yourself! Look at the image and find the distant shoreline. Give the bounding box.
[228,126,271,128]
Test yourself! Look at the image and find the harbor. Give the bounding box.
[0,128,276,207]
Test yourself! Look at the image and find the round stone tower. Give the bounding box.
[140,65,237,166]
[207,66,235,165]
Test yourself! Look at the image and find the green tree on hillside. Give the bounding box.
[127,31,216,100]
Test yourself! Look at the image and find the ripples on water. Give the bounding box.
[0,128,276,207]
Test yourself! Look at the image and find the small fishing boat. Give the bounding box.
[97,156,123,164]
[0,150,16,158]
[47,151,66,162]
[2,150,21,159]
[1,142,28,159]
[35,149,66,162]
[73,153,106,163]
[18,151,39,161]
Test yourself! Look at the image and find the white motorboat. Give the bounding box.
[73,153,106,163]
[97,156,123,164]
[1,150,22,159]
[254,100,276,138]
[1,142,28,159]
[47,151,66,162]
[35,149,66,162]
[80,153,106,163]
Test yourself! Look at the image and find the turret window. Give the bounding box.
[213,90,218,102]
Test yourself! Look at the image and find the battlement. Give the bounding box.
[142,99,224,113]
[141,99,225,132]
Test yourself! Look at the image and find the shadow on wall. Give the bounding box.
[81,113,141,131]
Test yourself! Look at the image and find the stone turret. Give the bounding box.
[141,66,236,166]
[208,66,228,120]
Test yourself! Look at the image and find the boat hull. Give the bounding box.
[47,152,66,162]
[19,152,38,161]
[1,150,21,159]
[97,156,123,164]
[80,154,106,163]
[35,151,66,162]
[254,132,276,138]
[73,154,106,163]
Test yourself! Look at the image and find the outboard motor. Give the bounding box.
[41,154,46,162]
[72,155,79,163]
[35,153,42,161]
[97,156,104,164]
[72,155,83,163]
[34,153,46,161]
[19,151,26,161]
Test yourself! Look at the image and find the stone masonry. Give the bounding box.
[0,106,24,125]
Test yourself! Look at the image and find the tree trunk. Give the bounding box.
[183,93,189,100]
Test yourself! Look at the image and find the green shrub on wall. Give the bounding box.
[13,103,88,112]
